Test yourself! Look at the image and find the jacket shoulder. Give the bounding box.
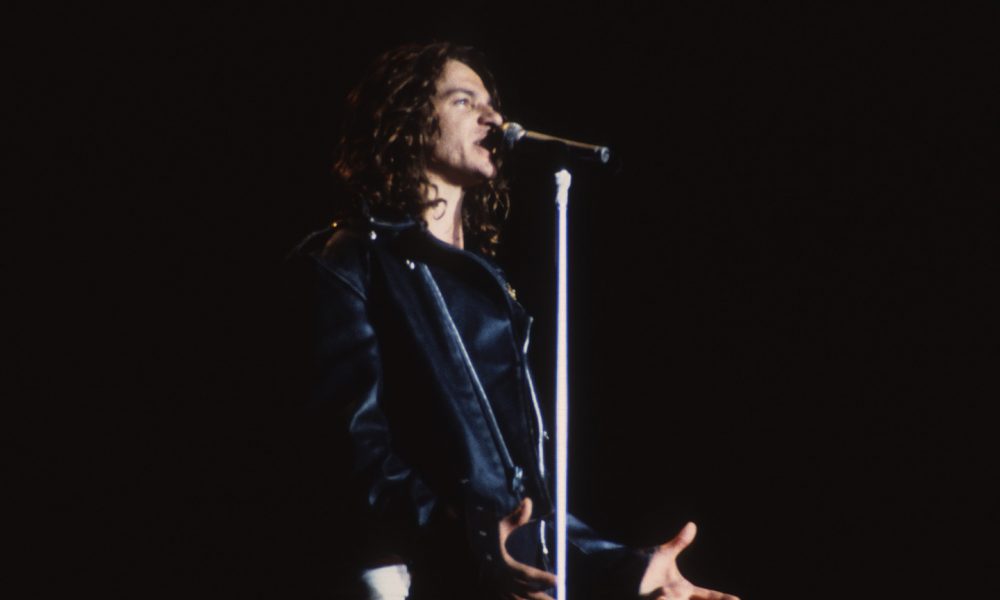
[291,223,374,300]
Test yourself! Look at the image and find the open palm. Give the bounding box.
[638,522,740,600]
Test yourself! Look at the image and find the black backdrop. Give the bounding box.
[10,3,997,598]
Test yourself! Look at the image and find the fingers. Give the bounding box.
[498,545,557,592]
[496,497,556,598]
[499,546,556,594]
[512,496,533,527]
[500,566,556,600]
[691,586,740,600]
[499,498,532,539]
[658,521,697,556]
[638,588,668,600]
[509,585,555,600]
[505,559,557,589]
[505,591,555,600]
[641,586,738,600]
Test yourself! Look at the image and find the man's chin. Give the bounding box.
[481,162,498,180]
[464,168,496,186]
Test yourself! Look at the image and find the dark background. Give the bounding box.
[10,3,997,598]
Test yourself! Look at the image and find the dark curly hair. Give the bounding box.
[332,42,509,256]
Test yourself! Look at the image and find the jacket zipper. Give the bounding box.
[451,248,549,498]
[523,316,551,558]
[522,316,546,481]
[417,263,524,497]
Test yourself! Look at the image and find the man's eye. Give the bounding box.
[454,98,471,107]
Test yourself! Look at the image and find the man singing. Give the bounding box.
[294,41,739,600]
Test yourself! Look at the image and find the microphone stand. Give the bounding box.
[553,168,572,600]
[503,122,607,599]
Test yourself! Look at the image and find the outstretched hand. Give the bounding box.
[638,522,740,600]
[495,497,558,600]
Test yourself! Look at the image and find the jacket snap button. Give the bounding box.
[485,554,493,561]
[405,259,415,270]
[369,231,377,240]
[478,530,487,536]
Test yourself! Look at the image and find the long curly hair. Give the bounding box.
[333,42,510,256]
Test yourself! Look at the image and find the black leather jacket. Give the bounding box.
[294,217,649,597]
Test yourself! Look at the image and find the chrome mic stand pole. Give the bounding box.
[553,168,572,600]
[501,119,609,600]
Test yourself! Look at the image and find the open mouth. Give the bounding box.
[477,128,503,156]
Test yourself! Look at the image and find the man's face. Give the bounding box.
[426,59,503,188]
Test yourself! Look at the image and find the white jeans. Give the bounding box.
[360,564,412,600]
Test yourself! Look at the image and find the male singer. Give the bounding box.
[294,41,739,600]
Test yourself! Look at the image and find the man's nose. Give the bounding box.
[479,105,503,127]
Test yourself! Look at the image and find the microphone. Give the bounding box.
[500,122,611,164]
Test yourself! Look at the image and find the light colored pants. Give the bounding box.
[360,564,412,600]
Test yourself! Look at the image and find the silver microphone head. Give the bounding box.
[500,122,526,149]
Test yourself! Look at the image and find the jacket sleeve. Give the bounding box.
[306,247,439,558]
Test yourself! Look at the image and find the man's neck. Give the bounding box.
[423,175,465,249]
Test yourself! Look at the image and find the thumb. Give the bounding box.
[500,497,534,542]
[512,497,533,527]
[659,521,697,555]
